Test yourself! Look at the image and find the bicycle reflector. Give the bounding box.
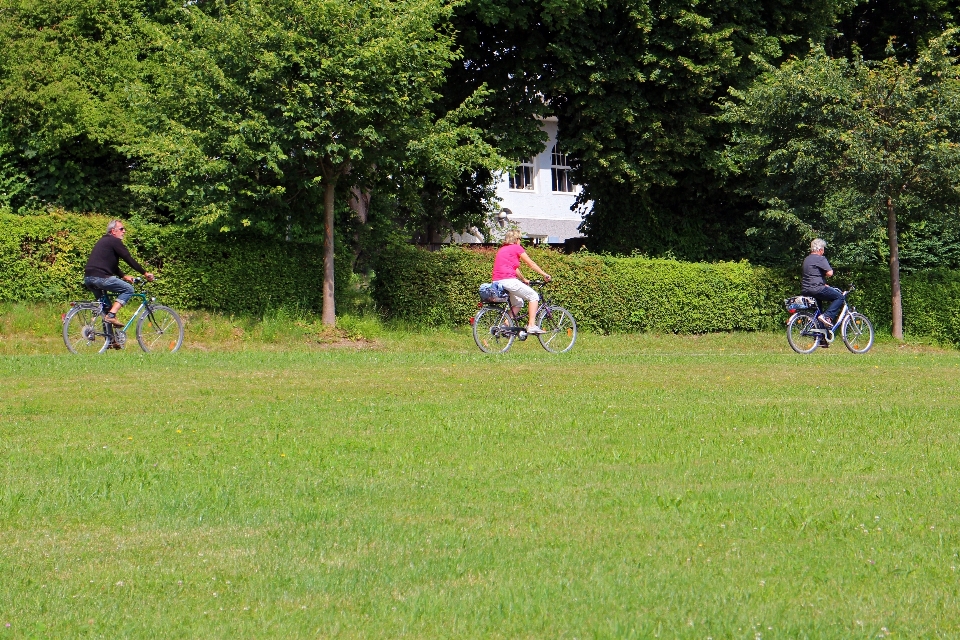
[469,317,475,325]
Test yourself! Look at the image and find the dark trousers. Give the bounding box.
[808,286,844,321]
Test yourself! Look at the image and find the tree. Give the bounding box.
[0,0,171,214]
[829,0,959,62]
[444,0,854,260]
[126,0,503,324]
[721,32,960,339]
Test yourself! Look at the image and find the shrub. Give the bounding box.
[372,243,960,345]
[372,243,798,333]
[0,212,339,315]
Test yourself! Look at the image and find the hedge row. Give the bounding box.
[372,242,960,345]
[373,243,796,333]
[0,212,334,314]
[8,213,960,345]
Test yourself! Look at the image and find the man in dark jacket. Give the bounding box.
[801,238,843,330]
[84,220,154,326]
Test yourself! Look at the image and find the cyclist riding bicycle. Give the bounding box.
[801,238,843,345]
[492,229,552,335]
[84,220,154,327]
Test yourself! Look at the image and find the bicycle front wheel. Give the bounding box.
[842,312,874,354]
[536,305,577,353]
[136,305,184,353]
[472,307,514,353]
[63,306,110,354]
[786,312,819,354]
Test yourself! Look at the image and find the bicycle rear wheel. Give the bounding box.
[536,305,577,353]
[472,307,514,353]
[136,305,184,353]
[786,312,819,354]
[842,312,874,354]
[63,306,110,354]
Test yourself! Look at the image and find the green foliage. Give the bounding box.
[721,32,960,266]
[830,0,960,62]
[373,243,960,345]
[0,0,162,214]
[448,0,856,259]
[0,212,353,315]
[373,243,796,333]
[833,266,960,346]
[123,0,505,232]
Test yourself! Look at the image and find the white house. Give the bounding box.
[451,117,588,245]
[494,116,587,244]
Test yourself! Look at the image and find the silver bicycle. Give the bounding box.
[785,286,874,354]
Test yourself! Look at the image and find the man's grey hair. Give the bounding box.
[107,219,123,233]
[811,238,827,252]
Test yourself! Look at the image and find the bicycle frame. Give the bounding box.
[117,292,155,332]
[73,281,161,343]
[806,289,854,343]
[475,280,555,339]
[475,302,529,338]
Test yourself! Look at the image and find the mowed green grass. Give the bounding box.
[1,326,960,638]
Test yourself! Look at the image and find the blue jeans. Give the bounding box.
[809,286,844,322]
[84,276,135,306]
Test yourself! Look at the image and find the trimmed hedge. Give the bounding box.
[8,213,960,345]
[373,243,796,333]
[0,212,331,314]
[372,243,960,345]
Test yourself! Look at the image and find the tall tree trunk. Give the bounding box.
[887,196,903,340]
[348,186,371,273]
[322,180,337,326]
[348,186,370,224]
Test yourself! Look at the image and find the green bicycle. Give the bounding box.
[63,277,184,354]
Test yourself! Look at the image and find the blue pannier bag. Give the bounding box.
[784,296,816,312]
[479,282,507,302]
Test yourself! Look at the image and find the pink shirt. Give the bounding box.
[492,243,526,281]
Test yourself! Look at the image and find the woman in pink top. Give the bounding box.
[492,229,552,334]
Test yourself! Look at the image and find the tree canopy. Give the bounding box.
[721,31,960,337]
[123,0,504,323]
[445,0,857,261]
[2,0,960,304]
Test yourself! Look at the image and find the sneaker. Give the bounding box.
[104,314,124,327]
[818,340,830,349]
[526,326,546,335]
[817,314,833,328]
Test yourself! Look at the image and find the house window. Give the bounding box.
[551,145,574,193]
[509,158,535,190]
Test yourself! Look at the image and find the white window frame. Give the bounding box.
[509,157,536,191]
[551,145,575,193]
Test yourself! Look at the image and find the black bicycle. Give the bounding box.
[62,277,184,354]
[471,280,577,353]
[784,286,874,354]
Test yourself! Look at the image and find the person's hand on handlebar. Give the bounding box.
[145,272,155,282]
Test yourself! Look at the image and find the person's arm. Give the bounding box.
[519,252,552,282]
[113,237,154,281]
[823,257,834,279]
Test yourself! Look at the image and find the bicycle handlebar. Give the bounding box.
[528,279,551,287]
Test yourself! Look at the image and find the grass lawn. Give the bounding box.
[1,307,959,637]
